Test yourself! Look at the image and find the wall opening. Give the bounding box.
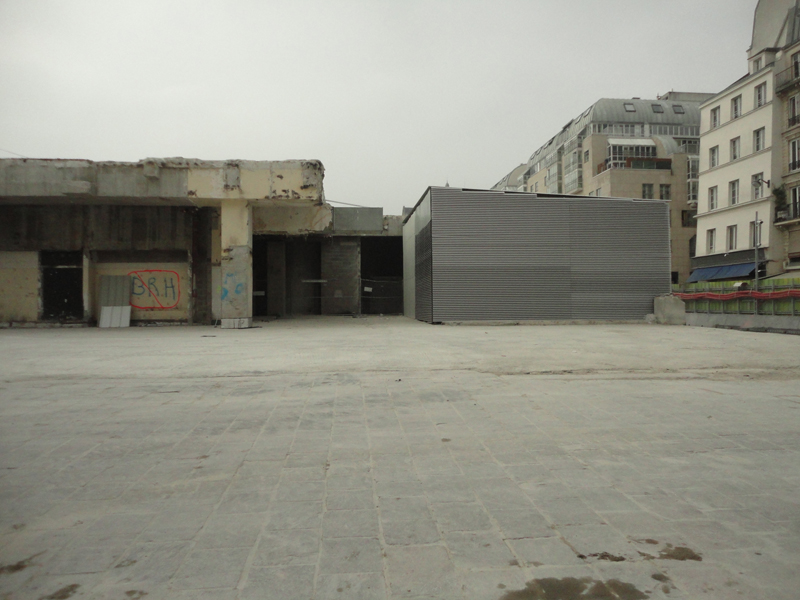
[253,236,323,317]
[361,237,403,314]
[40,250,83,321]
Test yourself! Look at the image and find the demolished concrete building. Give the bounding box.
[0,158,402,328]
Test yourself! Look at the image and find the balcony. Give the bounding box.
[789,160,800,173]
[776,64,800,93]
[776,203,800,224]
[598,158,672,174]
[790,114,800,128]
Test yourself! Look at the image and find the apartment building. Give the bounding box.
[693,0,800,282]
[775,32,800,271]
[492,93,711,283]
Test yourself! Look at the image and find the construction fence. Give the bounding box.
[672,278,800,317]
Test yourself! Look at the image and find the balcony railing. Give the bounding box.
[598,158,672,173]
[790,114,800,127]
[777,64,800,93]
[789,160,800,173]
[776,203,800,223]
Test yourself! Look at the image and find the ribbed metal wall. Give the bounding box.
[427,188,670,322]
[415,221,433,323]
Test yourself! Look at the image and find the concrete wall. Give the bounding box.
[93,263,189,321]
[321,238,360,315]
[0,158,325,207]
[253,205,332,235]
[0,252,38,322]
[0,206,193,252]
[0,206,198,324]
[687,312,800,332]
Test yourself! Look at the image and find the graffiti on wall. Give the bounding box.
[220,272,246,302]
[129,270,181,309]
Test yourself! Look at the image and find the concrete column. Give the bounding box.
[220,199,253,329]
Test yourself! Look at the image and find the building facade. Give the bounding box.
[492,93,712,283]
[693,0,800,282]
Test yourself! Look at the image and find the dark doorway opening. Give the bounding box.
[40,251,83,321]
[361,237,403,314]
[252,236,323,317]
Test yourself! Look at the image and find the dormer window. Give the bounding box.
[623,103,636,113]
[673,105,685,114]
[651,104,664,113]
[753,57,762,72]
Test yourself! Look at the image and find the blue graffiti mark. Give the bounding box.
[221,287,229,301]
[164,277,177,301]
[147,277,159,296]
[234,283,244,295]
[131,276,146,296]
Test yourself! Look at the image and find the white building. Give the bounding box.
[692,0,799,282]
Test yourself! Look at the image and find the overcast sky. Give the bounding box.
[1,0,759,215]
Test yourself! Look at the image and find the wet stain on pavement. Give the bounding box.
[441,438,451,442]
[125,591,148,599]
[587,551,626,562]
[658,545,702,561]
[37,584,80,600]
[115,559,137,568]
[0,552,44,575]
[498,577,648,600]
[651,572,677,594]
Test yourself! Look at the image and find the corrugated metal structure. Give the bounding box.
[403,187,670,323]
[98,275,132,328]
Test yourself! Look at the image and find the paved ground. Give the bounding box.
[1,317,800,600]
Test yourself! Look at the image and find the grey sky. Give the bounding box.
[1,0,758,215]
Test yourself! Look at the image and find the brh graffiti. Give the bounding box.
[129,270,181,309]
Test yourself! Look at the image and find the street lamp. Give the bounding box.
[751,176,770,294]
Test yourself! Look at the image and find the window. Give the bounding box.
[753,57,762,72]
[688,181,698,202]
[659,184,671,200]
[731,95,742,119]
[584,150,589,163]
[755,82,767,108]
[729,180,739,205]
[709,146,719,168]
[753,128,766,152]
[726,225,738,251]
[681,210,697,227]
[793,51,800,78]
[708,186,718,210]
[791,139,800,171]
[673,104,685,114]
[790,96,800,126]
[749,220,762,247]
[791,186,800,218]
[710,107,721,128]
[534,181,538,192]
[623,103,636,112]
[642,183,654,199]
[752,173,764,199]
[730,137,740,161]
[707,229,716,253]
[652,104,664,113]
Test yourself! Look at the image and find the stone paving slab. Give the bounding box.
[0,317,799,599]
